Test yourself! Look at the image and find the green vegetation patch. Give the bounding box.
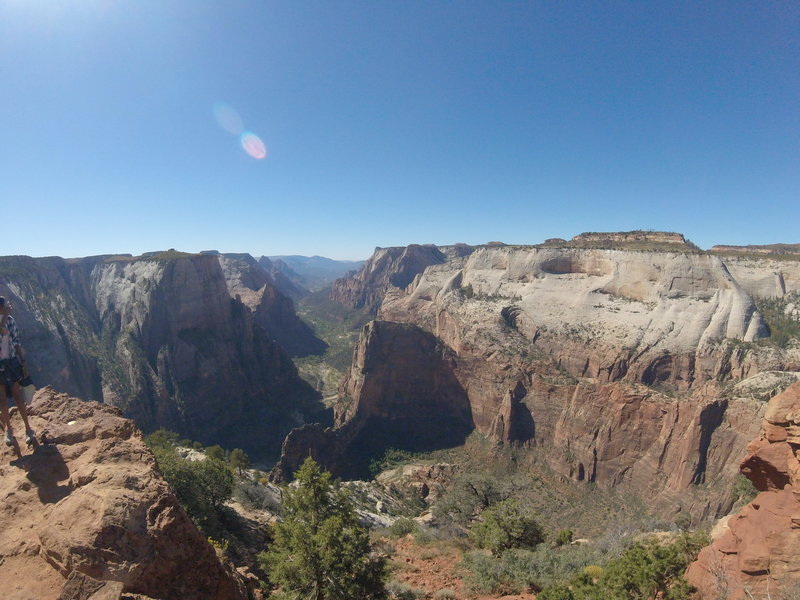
[756,292,800,348]
[259,457,388,599]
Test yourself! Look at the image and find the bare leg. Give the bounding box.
[11,382,31,433]
[0,394,12,441]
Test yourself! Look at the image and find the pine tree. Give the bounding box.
[229,448,250,476]
[260,457,387,600]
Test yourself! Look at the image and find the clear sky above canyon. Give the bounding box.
[1,1,797,260]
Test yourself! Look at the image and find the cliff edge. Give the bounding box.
[0,388,248,600]
[686,382,800,599]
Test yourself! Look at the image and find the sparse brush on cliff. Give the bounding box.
[146,430,234,533]
[756,293,800,348]
[536,531,708,600]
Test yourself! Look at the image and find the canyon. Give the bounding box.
[1,232,799,596]
[0,251,326,460]
[280,233,800,524]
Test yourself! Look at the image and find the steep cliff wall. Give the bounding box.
[0,253,322,459]
[686,382,800,599]
[377,245,800,386]
[0,388,249,600]
[278,238,800,518]
[330,243,474,314]
[716,255,800,299]
[218,253,326,356]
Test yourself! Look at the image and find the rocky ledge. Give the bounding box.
[0,388,248,600]
[686,381,800,598]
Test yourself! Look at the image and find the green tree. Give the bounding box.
[259,457,387,600]
[152,445,234,529]
[205,444,226,461]
[469,498,545,555]
[229,448,250,476]
[600,533,706,600]
[146,428,181,448]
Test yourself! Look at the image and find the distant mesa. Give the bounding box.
[711,243,800,256]
[486,241,507,246]
[571,230,688,244]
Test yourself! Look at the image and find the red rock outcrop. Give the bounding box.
[686,382,800,598]
[271,321,473,480]
[0,387,248,600]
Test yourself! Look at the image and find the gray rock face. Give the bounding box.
[0,253,322,459]
[217,253,326,357]
[330,244,474,314]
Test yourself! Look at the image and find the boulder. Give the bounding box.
[0,387,249,600]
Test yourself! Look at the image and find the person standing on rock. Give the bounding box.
[0,297,35,446]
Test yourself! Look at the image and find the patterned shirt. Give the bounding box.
[0,315,20,360]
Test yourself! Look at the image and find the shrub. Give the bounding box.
[469,498,544,555]
[146,428,180,448]
[538,532,708,600]
[152,445,233,529]
[555,529,574,547]
[369,448,418,477]
[463,544,604,594]
[205,444,226,461]
[537,585,575,600]
[462,548,538,594]
[434,589,457,600]
[386,580,424,600]
[583,565,603,581]
[389,517,419,537]
[731,474,758,505]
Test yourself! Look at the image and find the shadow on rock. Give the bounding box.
[14,444,73,503]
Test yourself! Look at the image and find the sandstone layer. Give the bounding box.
[330,243,474,314]
[687,382,800,599]
[278,237,799,521]
[0,388,248,600]
[0,252,323,459]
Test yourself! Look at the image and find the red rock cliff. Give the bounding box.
[686,382,800,598]
[0,388,248,600]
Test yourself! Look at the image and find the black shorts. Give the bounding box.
[0,357,23,386]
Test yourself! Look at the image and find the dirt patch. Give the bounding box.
[386,535,536,600]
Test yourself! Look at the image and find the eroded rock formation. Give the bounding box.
[0,252,322,459]
[686,382,800,599]
[279,236,800,520]
[217,253,326,356]
[330,244,474,314]
[0,388,249,600]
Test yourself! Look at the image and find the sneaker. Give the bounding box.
[25,429,35,445]
[4,429,13,446]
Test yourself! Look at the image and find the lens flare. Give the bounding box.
[240,131,267,159]
[213,102,244,135]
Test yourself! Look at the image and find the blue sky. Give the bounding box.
[1,1,797,260]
